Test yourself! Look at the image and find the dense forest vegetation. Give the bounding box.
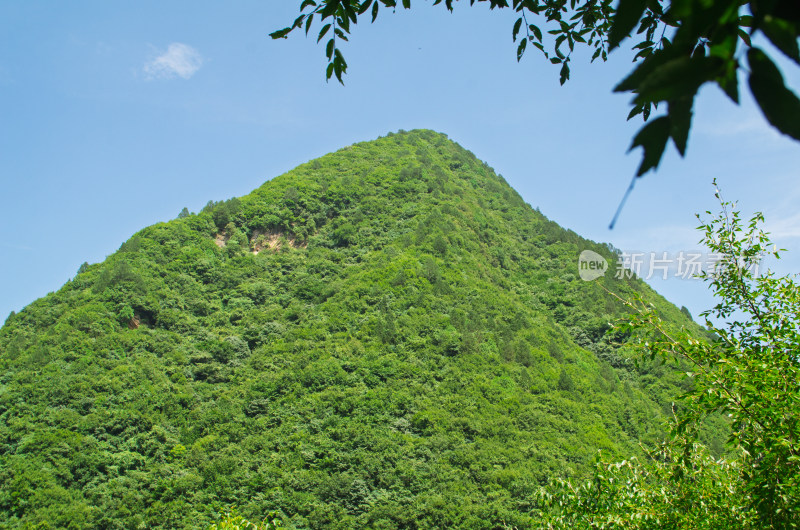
[0,130,722,528]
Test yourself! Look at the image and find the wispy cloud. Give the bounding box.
[143,43,203,80]
[766,211,800,240]
[0,241,34,251]
[612,224,703,255]
[696,112,782,143]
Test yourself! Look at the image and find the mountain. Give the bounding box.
[0,130,723,528]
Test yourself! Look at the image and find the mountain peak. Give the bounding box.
[0,131,712,528]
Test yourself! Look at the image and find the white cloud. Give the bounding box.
[612,224,703,256]
[144,43,203,80]
[696,110,783,143]
[766,211,800,241]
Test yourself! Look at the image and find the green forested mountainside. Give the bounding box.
[0,130,722,528]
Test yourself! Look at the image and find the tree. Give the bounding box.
[557,366,575,391]
[536,185,800,527]
[272,0,800,178]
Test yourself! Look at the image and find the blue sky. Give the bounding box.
[1,1,798,323]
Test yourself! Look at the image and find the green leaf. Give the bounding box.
[319,0,340,18]
[609,0,648,50]
[615,49,674,93]
[560,62,570,85]
[738,27,752,47]
[629,116,671,176]
[715,57,739,104]
[513,17,523,41]
[334,59,343,83]
[748,47,800,141]
[334,27,349,41]
[555,34,566,55]
[339,11,352,32]
[292,14,306,29]
[334,48,348,83]
[305,14,315,35]
[317,23,332,43]
[633,55,723,104]
[372,0,379,22]
[668,98,693,156]
[517,38,527,61]
[358,0,373,15]
[269,27,292,40]
[343,1,358,23]
[761,15,800,66]
[627,103,644,120]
